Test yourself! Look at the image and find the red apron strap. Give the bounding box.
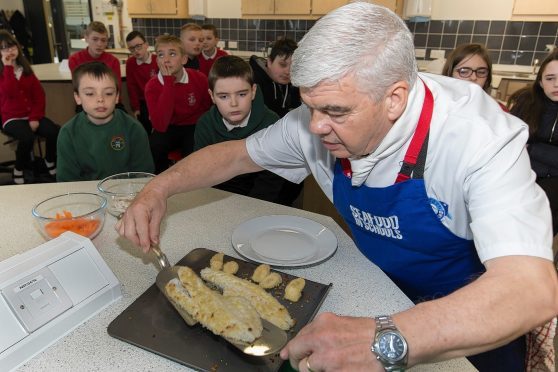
[395,80,434,183]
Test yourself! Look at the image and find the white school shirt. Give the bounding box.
[246,72,553,263]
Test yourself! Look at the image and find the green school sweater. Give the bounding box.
[194,88,287,202]
[194,87,279,150]
[57,109,154,181]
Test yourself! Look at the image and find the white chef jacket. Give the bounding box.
[246,72,554,263]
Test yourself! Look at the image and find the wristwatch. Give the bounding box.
[371,315,409,372]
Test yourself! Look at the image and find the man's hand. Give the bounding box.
[280,313,382,372]
[115,184,168,252]
[29,120,39,132]
[133,110,140,119]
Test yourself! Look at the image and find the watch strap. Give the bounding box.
[375,315,396,332]
[372,315,408,372]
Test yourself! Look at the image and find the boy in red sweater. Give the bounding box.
[0,30,59,184]
[69,21,122,96]
[180,23,203,70]
[199,24,228,76]
[125,30,158,133]
[145,35,211,174]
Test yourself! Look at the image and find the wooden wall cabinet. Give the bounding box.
[127,0,189,18]
[512,0,558,15]
[241,0,311,16]
[242,0,403,18]
[311,0,348,15]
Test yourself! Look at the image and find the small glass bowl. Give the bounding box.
[32,192,107,240]
[97,172,155,217]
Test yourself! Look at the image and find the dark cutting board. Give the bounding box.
[108,248,332,371]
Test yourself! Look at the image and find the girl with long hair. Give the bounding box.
[508,49,558,236]
[0,30,59,184]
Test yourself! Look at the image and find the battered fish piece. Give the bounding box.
[259,272,282,289]
[210,252,224,270]
[251,264,270,283]
[201,267,295,330]
[223,261,239,275]
[165,266,263,343]
[284,277,306,302]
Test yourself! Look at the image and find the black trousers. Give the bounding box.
[467,335,526,372]
[537,176,558,236]
[136,100,152,134]
[149,125,195,174]
[2,118,59,170]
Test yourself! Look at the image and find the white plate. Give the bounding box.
[231,215,338,267]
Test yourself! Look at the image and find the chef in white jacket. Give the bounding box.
[118,3,558,371]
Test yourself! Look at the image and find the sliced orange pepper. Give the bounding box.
[44,210,101,238]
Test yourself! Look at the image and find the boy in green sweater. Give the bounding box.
[57,62,154,181]
[194,55,287,202]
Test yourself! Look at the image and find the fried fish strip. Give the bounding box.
[223,261,239,275]
[284,277,306,302]
[201,267,295,330]
[210,252,224,270]
[252,264,270,283]
[165,266,262,343]
[260,272,282,289]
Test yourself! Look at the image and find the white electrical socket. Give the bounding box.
[228,40,238,49]
[415,48,426,58]
[217,41,225,49]
[430,49,445,59]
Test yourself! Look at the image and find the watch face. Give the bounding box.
[378,331,407,362]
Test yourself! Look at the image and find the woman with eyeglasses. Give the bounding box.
[442,43,492,90]
[442,43,508,112]
[0,30,60,184]
[508,49,558,238]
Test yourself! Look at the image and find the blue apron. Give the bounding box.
[332,82,525,371]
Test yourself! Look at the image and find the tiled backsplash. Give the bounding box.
[132,18,315,54]
[132,17,558,66]
[409,20,558,66]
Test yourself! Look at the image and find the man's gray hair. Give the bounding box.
[291,1,417,101]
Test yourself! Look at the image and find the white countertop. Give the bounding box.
[1,181,475,371]
[32,61,127,82]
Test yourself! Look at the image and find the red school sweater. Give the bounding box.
[0,65,45,126]
[144,68,211,132]
[198,48,229,76]
[68,48,122,93]
[125,53,158,111]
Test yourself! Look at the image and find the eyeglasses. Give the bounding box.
[454,67,489,78]
[0,44,17,51]
[128,42,144,52]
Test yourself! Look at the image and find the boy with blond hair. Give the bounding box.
[68,21,121,92]
[145,35,211,173]
[199,24,228,76]
[194,55,287,202]
[180,23,203,70]
[57,62,153,181]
